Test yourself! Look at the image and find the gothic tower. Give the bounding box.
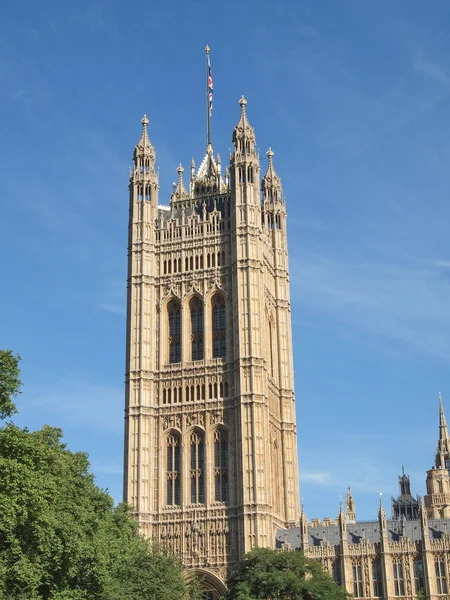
[124,99,300,596]
[425,395,450,518]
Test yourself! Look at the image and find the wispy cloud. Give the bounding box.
[99,280,126,315]
[91,460,123,475]
[291,251,450,361]
[22,379,124,434]
[413,53,450,87]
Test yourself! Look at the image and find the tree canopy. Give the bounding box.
[0,350,200,600]
[226,547,351,600]
[0,349,22,419]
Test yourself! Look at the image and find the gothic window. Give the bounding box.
[212,294,226,358]
[166,433,181,506]
[190,430,205,504]
[168,300,181,363]
[352,562,363,598]
[414,559,424,595]
[272,440,281,516]
[372,559,383,597]
[214,428,228,502]
[268,317,275,378]
[435,559,448,594]
[332,560,342,586]
[190,297,204,361]
[393,561,405,596]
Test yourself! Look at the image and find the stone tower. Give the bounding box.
[425,395,450,518]
[123,98,300,596]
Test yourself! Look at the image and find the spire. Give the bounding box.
[439,393,449,443]
[345,486,356,523]
[436,393,450,470]
[135,115,155,160]
[262,148,283,202]
[232,95,256,148]
[170,164,189,202]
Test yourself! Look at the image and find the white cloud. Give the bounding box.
[290,251,450,361]
[413,53,450,87]
[22,379,124,434]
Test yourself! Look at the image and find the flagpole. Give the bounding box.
[205,45,211,149]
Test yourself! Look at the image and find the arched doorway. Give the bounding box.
[193,568,226,600]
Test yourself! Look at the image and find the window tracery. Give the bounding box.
[190,297,204,361]
[166,433,181,506]
[168,300,181,363]
[212,294,226,358]
[214,428,228,502]
[190,430,205,504]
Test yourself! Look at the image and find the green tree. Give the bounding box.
[0,420,200,599]
[226,547,351,600]
[0,349,22,419]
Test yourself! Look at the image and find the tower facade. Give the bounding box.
[425,395,450,518]
[124,99,300,594]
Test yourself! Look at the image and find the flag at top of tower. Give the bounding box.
[208,54,213,116]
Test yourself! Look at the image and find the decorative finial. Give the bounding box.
[239,95,247,110]
[141,114,149,127]
[267,147,274,163]
[205,45,210,54]
[177,163,184,181]
[402,464,405,476]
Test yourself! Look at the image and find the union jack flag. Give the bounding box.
[208,55,213,116]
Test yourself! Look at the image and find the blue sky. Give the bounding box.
[1,0,450,521]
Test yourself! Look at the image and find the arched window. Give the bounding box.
[190,430,205,504]
[167,433,181,506]
[214,429,228,502]
[168,300,181,363]
[212,294,226,358]
[190,297,204,361]
[268,317,275,378]
[272,439,281,515]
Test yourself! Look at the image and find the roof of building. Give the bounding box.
[276,518,450,549]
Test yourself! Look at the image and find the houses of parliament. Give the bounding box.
[123,90,450,598]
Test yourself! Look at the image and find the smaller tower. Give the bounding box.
[345,486,356,523]
[436,393,450,471]
[425,395,450,518]
[391,466,419,520]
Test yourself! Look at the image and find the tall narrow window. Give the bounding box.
[436,559,448,594]
[393,561,404,596]
[214,429,228,502]
[168,300,181,363]
[272,440,281,515]
[190,431,205,504]
[352,562,363,598]
[372,559,383,597]
[190,297,204,361]
[212,294,226,358]
[268,318,275,378]
[166,433,181,506]
[414,559,424,595]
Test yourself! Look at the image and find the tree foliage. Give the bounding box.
[226,547,351,600]
[0,349,22,419]
[0,422,200,600]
